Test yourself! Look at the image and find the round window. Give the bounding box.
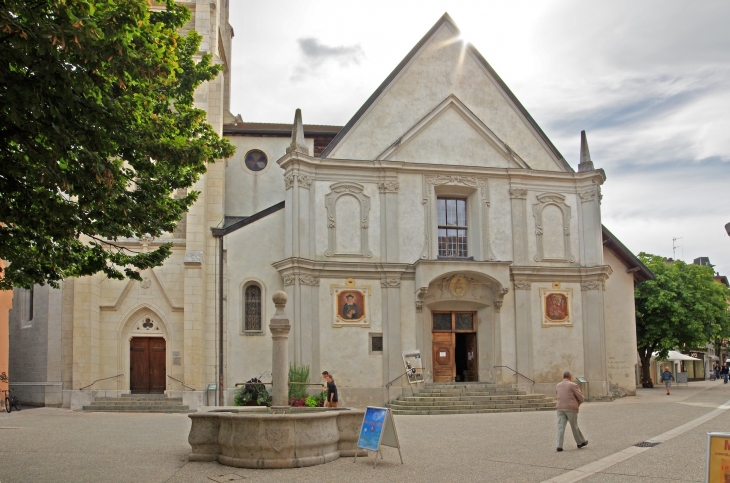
[244,150,268,172]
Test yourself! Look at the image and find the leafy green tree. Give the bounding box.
[636,254,730,387]
[0,0,234,290]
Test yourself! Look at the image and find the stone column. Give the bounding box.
[270,291,290,409]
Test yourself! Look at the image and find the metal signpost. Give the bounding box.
[354,406,404,468]
[706,432,730,482]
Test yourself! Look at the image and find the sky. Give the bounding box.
[227,0,730,275]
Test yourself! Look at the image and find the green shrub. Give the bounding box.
[288,363,310,400]
[305,396,318,407]
[233,379,271,407]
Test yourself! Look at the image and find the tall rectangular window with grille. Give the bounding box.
[437,198,467,258]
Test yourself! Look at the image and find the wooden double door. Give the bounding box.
[130,337,166,394]
[432,312,478,383]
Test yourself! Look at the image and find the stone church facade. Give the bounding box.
[8,11,651,408]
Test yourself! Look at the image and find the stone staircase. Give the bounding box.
[83,394,191,413]
[387,382,556,415]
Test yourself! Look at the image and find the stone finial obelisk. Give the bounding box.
[270,291,290,409]
[285,108,310,155]
[578,130,595,172]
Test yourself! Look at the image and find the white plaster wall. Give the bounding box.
[489,178,514,262]
[530,283,585,383]
[224,136,313,216]
[329,25,564,172]
[400,279,417,353]
[542,205,566,259]
[603,248,638,394]
[225,210,286,387]
[390,106,513,168]
[335,195,362,253]
[318,279,383,388]
[397,174,425,263]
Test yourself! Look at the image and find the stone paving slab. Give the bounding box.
[0,381,727,482]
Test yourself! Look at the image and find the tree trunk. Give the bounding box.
[638,348,654,388]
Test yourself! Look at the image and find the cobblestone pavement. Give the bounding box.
[0,381,729,482]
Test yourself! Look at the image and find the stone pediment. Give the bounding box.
[376,95,530,169]
[99,269,183,312]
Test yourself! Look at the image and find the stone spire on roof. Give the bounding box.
[286,108,309,155]
[578,130,595,172]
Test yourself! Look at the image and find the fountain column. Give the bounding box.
[270,291,290,409]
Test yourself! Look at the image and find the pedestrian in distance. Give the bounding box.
[722,363,729,384]
[555,371,588,452]
[322,371,338,408]
[661,366,674,395]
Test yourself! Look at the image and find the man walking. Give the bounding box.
[722,363,729,384]
[322,371,338,408]
[661,366,674,395]
[556,371,587,452]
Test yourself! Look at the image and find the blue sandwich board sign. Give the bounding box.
[354,406,403,468]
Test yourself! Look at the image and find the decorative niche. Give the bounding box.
[533,192,575,262]
[324,182,372,258]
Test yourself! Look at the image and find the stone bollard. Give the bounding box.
[269,291,290,409]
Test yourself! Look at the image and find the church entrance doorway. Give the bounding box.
[431,312,477,382]
[130,337,166,394]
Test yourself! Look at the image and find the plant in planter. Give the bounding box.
[233,378,271,407]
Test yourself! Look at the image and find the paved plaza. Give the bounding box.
[0,381,729,482]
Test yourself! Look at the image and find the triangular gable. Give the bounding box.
[377,94,530,169]
[99,269,183,312]
[320,13,573,173]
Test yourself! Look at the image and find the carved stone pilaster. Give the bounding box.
[415,287,427,313]
[513,281,531,290]
[378,181,399,193]
[380,278,400,288]
[282,274,295,286]
[284,174,295,190]
[509,188,528,199]
[580,280,604,291]
[299,275,319,286]
[579,190,597,203]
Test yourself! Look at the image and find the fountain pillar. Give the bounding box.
[270,291,290,409]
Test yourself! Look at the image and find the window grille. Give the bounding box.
[244,285,262,331]
[437,198,467,257]
[370,334,383,353]
[28,287,33,322]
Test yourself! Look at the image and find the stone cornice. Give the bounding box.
[510,265,612,283]
[276,151,606,186]
[273,257,416,280]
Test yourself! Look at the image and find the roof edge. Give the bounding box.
[602,225,654,282]
[211,201,285,237]
[319,12,459,158]
[466,44,573,173]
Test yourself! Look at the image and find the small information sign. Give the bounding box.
[678,372,688,384]
[402,350,424,384]
[354,406,404,468]
[706,432,730,482]
[576,377,587,383]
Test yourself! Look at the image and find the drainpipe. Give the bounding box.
[217,234,224,406]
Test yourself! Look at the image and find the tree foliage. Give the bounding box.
[636,253,730,387]
[0,0,234,290]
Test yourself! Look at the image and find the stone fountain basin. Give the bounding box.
[188,408,366,468]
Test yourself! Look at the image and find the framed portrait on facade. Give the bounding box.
[540,288,572,327]
[332,285,370,327]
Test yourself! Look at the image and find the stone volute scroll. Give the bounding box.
[532,192,575,263]
[324,182,372,258]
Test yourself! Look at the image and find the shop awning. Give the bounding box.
[653,350,702,361]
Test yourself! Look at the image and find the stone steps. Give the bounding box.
[389,382,556,415]
[83,394,190,413]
